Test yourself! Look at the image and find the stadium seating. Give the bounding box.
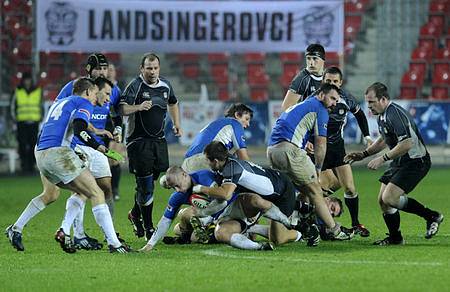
[250,87,269,102]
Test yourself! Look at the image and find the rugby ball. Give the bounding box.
[189,193,211,209]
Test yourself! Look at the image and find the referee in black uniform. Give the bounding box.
[345,82,443,245]
[119,53,182,240]
[281,43,325,111]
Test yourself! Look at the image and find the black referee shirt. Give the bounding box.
[378,102,428,165]
[120,75,178,142]
[288,68,323,102]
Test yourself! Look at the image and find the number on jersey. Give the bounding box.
[45,100,69,122]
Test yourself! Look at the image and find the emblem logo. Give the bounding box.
[302,6,335,46]
[45,2,78,46]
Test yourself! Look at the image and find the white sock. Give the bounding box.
[230,233,262,250]
[14,197,46,232]
[295,231,302,242]
[73,198,86,238]
[246,224,269,238]
[92,204,121,248]
[61,195,84,235]
[263,205,291,228]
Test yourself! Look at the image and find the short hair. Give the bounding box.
[94,76,113,91]
[305,43,326,60]
[327,195,343,217]
[72,77,95,95]
[141,53,160,67]
[317,83,340,95]
[224,103,254,119]
[203,141,228,162]
[323,66,343,81]
[165,165,186,186]
[366,82,390,100]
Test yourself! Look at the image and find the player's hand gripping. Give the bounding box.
[139,243,154,253]
[343,152,365,164]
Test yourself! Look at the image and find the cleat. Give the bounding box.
[54,228,77,253]
[259,242,275,251]
[109,244,133,253]
[74,235,103,250]
[330,225,354,241]
[353,224,370,237]
[190,216,210,244]
[306,224,320,247]
[128,210,145,238]
[162,236,178,245]
[145,228,155,241]
[373,234,405,246]
[425,213,444,239]
[5,225,24,251]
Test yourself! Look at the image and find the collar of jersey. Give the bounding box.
[140,74,162,88]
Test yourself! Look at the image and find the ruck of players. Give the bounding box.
[5,45,444,254]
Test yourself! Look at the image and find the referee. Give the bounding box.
[345,82,443,245]
[119,53,182,241]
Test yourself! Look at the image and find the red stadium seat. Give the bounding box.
[429,0,450,15]
[208,53,229,63]
[411,47,434,63]
[176,53,200,63]
[420,22,443,39]
[247,64,269,86]
[344,15,362,40]
[432,68,450,85]
[217,87,230,101]
[250,87,269,102]
[244,52,266,64]
[344,0,366,14]
[431,86,449,99]
[434,48,450,61]
[182,63,200,79]
[210,63,228,85]
[104,53,120,63]
[399,86,419,100]
[279,52,303,63]
[47,65,65,80]
[418,37,436,52]
[409,62,427,76]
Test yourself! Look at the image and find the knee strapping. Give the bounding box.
[136,175,154,206]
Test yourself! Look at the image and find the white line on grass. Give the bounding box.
[201,249,443,267]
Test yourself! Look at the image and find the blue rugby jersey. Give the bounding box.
[56,80,121,146]
[37,96,93,150]
[185,117,246,159]
[163,170,235,220]
[268,96,329,148]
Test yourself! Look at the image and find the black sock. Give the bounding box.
[140,202,154,230]
[345,196,360,226]
[131,195,141,218]
[110,165,121,196]
[400,197,438,221]
[383,211,402,239]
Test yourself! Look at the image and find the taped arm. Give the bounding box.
[147,216,173,247]
[73,119,101,150]
[354,109,370,138]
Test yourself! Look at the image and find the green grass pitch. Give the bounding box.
[1,169,449,291]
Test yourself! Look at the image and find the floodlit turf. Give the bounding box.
[1,169,449,291]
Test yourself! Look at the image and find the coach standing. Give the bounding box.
[119,53,182,241]
[345,82,443,245]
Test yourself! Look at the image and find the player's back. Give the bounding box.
[185,117,245,158]
[37,96,93,151]
[269,97,328,147]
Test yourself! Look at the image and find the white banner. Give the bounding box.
[179,101,225,146]
[36,0,344,53]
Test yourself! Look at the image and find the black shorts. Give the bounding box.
[322,139,346,170]
[379,155,431,194]
[266,173,296,217]
[127,138,169,177]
